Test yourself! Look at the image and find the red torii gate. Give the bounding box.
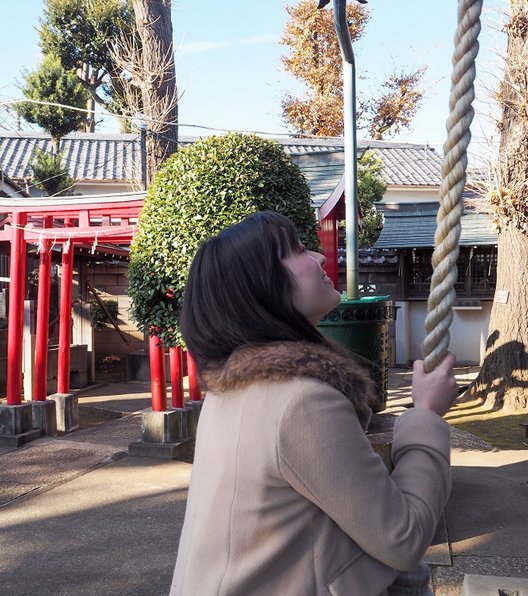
[0,193,200,444]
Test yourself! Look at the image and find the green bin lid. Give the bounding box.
[340,293,391,304]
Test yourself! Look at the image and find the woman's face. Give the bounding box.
[282,247,341,325]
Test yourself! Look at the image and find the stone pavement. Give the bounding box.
[0,370,527,595]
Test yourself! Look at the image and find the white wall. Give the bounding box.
[73,182,134,196]
[383,187,439,203]
[395,300,492,366]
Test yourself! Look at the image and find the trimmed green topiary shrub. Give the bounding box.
[128,132,320,347]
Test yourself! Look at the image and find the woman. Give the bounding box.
[171,211,458,596]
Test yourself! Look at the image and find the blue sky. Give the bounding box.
[0,0,507,159]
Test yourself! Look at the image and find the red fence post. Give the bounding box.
[170,347,184,408]
[149,335,167,411]
[57,241,74,394]
[6,212,27,405]
[317,213,339,289]
[33,216,53,401]
[186,352,202,401]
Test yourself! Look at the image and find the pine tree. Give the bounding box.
[29,148,75,196]
[38,0,135,131]
[15,53,89,153]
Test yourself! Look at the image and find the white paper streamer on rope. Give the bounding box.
[64,234,72,255]
[91,233,99,254]
[36,232,44,255]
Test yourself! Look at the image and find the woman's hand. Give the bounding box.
[411,352,459,417]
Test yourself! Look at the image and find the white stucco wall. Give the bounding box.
[73,182,134,196]
[383,187,439,203]
[395,300,492,366]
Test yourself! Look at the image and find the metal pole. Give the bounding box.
[140,123,148,191]
[333,0,359,299]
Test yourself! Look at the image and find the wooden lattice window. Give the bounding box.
[406,246,497,298]
[407,249,433,297]
[455,250,470,295]
[470,247,497,294]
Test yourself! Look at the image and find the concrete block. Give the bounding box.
[0,403,43,446]
[462,574,528,595]
[49,393,79,433]
[32,400,57,436]
[127,351,171,382]
[128,438,193,460]
[141,408,191,444]
[128,407,197,460]
[70,371,88,389]
[185,400,204,437]
[0,402,33,435]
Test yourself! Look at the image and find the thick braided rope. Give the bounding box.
[422,0,483,373]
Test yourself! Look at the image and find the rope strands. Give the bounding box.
[422,0,483,373]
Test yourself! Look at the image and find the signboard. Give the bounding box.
[494,290,509,304]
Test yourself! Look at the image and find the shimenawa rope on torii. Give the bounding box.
[422,0,484,374]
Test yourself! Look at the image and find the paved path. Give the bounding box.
[1,368,528,595]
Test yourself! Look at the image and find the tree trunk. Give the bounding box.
[467,0,528,411]
[133,0,178,184]
[79,63,96,132]
[85,95,95,133]
[468,227,528,410]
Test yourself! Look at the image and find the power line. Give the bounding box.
[0,97,344,140]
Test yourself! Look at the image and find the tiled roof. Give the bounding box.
[366,143,443,186]
[0,131,142,182]
[374,202,498,249]
[302,163,344,208]
[281,138,443,187]
[0,131,442,189]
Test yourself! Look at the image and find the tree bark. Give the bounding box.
[468,0,528,411]
[468,227,528,410]
[132,0,178,184]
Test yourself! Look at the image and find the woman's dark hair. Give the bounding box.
[180,211,328,373]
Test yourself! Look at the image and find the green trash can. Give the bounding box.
[317,296,395,412]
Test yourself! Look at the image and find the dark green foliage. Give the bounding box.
[39,0,133,77]
[128,132,320,347]
[90,299,119,331]
[38,0,135,113]
[15,53,89,148]
[358,151,386,248]
[29,148,75,196]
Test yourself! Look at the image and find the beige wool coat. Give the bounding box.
[170,341,451,596]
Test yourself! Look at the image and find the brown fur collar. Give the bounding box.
[203,341,376,430]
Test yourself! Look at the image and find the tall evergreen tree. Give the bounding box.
[15,53,89,153]
[39,0,135,131]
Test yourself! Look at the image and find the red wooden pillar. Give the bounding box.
[33,216,53,401]
[186,352,202,401]
[149,335,167,411]
[6,212,27,405]
[57,241,74,394]
[317,213,339,289]
[169,347,184,408]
